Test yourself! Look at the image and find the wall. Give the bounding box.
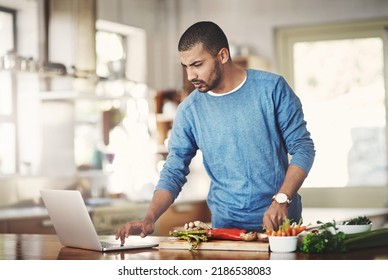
[96,0,388,90]
[177,0,388,70]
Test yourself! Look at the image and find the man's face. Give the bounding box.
[179,43,222,93]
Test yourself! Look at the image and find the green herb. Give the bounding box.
[169,229,209,250]
[343,215,372,225]
[299,220,346,253]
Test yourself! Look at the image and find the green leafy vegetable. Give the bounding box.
[343,215,372,225]
[300,218,388,253]
[299,220,346,253]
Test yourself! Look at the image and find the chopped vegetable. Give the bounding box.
[257,232,269,242]
[184,220,211,230]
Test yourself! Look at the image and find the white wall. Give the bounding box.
[97,0,388,90]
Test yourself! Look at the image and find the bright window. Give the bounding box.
[294,38,385,187]
[277,20,388,189]
[0,7,16,175]
[0,9,14,56]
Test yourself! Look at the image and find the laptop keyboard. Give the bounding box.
[100,241,120,248]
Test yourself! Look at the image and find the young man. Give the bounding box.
[116,21,315,244]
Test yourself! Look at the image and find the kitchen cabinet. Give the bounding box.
[0,206,55,234]
[48,0,96,73]
[154,89,183,148]
[154,64,194,152]
[0,221,7,233]
[6,217,56,234]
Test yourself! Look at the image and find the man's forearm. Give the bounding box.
[277,164,307,199]
[144,189,174,223]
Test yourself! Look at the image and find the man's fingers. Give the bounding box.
[115,221,147,244]
[115,224,130,244]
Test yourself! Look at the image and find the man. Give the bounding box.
[116,21,315,244]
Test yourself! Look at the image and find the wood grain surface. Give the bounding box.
[159,238,269,251]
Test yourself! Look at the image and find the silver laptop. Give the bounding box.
[40,189,158,252]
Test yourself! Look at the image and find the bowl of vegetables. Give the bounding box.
[268,236,298,252]
[266,218,307,253]
[336,216,372,234]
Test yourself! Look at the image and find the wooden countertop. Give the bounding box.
[1,234,387,260]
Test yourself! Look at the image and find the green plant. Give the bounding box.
[299,220,346,253]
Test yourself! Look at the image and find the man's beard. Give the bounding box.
[192,61,222,93]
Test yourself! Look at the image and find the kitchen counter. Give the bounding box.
[0,233,387,260]
[0,199,209,236]
[0,206,49,221]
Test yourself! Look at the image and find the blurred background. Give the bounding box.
[1,0,388,235]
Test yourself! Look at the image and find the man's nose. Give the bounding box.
[186,68,197,81]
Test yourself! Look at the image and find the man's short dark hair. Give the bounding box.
[178,21,230,57]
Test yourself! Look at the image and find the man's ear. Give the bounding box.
[218,48,230,64]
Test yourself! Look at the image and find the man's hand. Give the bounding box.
[263,165,307,231]
[115,219,154,245]
[115,190,174,245]
[262,202,288,231]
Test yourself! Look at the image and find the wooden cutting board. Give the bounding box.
[159,238,269,251]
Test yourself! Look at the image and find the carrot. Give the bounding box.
[266,217,306,237]
[297,225,307,234]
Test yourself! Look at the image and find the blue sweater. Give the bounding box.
[156,69,315,231]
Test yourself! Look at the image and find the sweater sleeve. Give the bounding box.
[273,76,315,174]
[155,104,198,199]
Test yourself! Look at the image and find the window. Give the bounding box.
[0,8,15,56]
[0,7,16,174]
[96,30,126,79]
[276,20,388,207]
[294,37,385,188]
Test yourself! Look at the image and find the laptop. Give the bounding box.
[40,189,158,252]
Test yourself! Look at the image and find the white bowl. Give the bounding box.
[270,252,297,260]
[336,224,372,234]
[268,236,298,253]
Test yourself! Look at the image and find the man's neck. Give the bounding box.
[211,63,246,94]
